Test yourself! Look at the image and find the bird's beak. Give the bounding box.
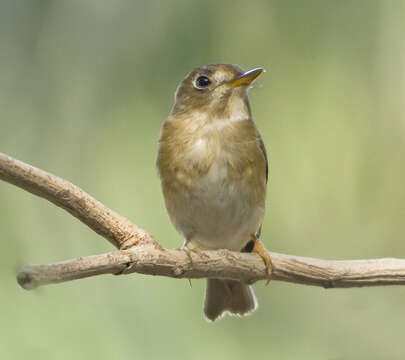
[226,68,264,88]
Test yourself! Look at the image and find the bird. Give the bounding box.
[156,64,271,321]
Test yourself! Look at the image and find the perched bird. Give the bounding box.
[157,64,271,321]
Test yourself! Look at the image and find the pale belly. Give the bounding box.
[165,161,265,251]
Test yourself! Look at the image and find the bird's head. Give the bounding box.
[171,64,264,121]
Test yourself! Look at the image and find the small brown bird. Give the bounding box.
[157,64,271,320]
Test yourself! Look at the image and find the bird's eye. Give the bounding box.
[195,76,211,88]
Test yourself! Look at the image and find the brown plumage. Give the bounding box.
[157,64,269,320]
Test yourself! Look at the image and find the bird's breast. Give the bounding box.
[157,117,266,206]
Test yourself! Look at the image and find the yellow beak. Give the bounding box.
[226,68,264,88]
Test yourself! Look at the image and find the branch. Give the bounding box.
[1,151,405,291]
[0,152,154,249]
[16,247,405,290]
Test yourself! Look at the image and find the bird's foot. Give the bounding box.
[178,239,200,253]
[250,234,273,285]
[177,238,201,260]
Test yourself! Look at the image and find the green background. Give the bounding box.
[1,1,405,359]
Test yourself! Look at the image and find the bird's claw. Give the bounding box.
[251,234,273,285]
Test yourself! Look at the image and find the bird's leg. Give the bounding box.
[181,238,190,250]
[176,238,200,259]
[177,238,194,259]
[175,238,190,251]
[250,234,273,285]
[179,239,193,288]
[180,238,201,253]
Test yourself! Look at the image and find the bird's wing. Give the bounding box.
[258,135,268,184]
[254,134,268,240]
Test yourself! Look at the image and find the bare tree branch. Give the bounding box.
[16,247,405,290]
[0,152,154,249]
[1,151,405,291]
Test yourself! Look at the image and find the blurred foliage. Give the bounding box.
[1,1,405,359]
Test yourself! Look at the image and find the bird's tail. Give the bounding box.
[204,279,258,321]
